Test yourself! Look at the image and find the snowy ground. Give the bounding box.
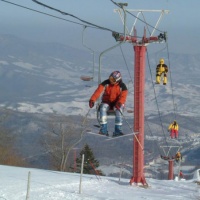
[0,165,199,200]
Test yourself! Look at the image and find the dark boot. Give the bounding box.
[113,125,124,137]
[99,124,108,136]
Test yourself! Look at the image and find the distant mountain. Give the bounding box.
[0,33,200,118]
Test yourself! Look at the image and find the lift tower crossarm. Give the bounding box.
[114,9,169,38]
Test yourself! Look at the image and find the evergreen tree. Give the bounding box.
[76,144,103,175]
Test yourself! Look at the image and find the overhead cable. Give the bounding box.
[32,0,115,32]
[0,0,89,27]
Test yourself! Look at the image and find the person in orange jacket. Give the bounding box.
[168,120,179,139]
[89,71,128,137]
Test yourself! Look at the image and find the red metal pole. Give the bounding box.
[168,159,174,180]
[130,45,147,185]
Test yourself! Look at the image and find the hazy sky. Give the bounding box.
[0,0,200,54]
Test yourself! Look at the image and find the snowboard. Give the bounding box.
[86,131,135,140]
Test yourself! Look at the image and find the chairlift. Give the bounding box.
[80,26,95,84]
[80,75,93,81]
[96,5,128,123]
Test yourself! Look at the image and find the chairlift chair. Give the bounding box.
[80,75,93,81]
[80,26,95,84]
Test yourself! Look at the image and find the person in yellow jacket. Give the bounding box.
[168,120,179,139]
[156,58,168,85]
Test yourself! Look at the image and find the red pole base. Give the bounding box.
[168,159,174,180]
[129,176,147,186]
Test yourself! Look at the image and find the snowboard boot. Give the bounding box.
[163,74,167,85]
[99,124,108,136]
[113,125,124,137]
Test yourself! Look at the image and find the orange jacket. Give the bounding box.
[90,79,128,105]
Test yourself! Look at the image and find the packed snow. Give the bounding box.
[0,165,199,200]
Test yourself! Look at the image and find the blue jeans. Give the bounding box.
[99,103,123,125]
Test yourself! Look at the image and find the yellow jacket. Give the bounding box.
[168,123,179,131]
[176,152,181,158]
[156,64,168,73]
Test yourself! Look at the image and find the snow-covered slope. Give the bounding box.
[0,165,199,200]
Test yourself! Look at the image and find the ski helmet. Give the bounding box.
[109,71,122,83]
[159,58,164,64]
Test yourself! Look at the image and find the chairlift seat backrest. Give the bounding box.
[96,104,116,116]
[107,109,116,116]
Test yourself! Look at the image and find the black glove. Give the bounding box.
[89,100,94,108]
[115,102,122,110]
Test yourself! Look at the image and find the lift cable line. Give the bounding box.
[166,42,177,120]
[32,0,123,34]
[0,0,87,26]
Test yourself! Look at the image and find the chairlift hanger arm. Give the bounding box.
[81,26,95,80]
[98,4,127,85]
[82,26,95,53]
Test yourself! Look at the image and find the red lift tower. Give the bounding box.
[113,8,169,185]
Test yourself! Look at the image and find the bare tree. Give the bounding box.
[43,115,87,171]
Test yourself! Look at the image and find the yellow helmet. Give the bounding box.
[159,58,164,64]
